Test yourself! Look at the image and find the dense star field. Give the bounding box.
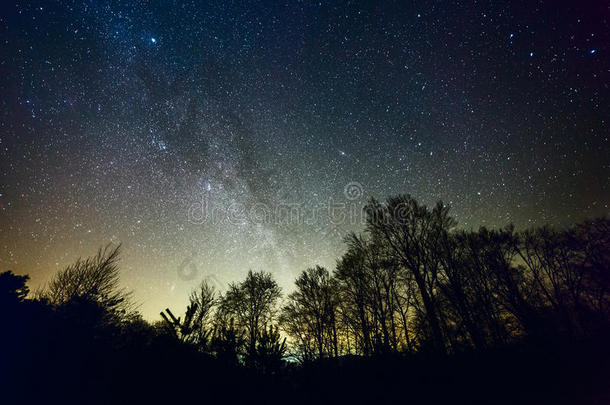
[0,0,608,318]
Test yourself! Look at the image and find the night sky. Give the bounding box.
[1,0,608,319]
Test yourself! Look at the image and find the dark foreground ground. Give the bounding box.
[3,328,609,405]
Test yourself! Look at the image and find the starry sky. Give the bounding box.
[1,0,608,319]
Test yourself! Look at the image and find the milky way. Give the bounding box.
[1,0,608,318]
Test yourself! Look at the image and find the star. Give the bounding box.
[0,0,606,320]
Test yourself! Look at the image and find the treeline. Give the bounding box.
[156,195,610,363]
[285,196,609,359]
[1,195,609,404]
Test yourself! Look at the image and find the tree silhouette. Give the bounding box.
[364,196,454,353]
[0,271,29,306]
[161,280,216,351]
[2,199,610,404]
[249,324,286,374]
[211,317,245,366]
[39,244,134,324]
[280,266,339,360]
[216,270,282,366]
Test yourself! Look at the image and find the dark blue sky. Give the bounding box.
[1,0,608,318]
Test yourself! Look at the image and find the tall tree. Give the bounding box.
[364,196,454,353]
[218,270,282,362]
[280,266,338,360]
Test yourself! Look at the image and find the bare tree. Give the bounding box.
[335,248,375,356]
[161,280,216,350]
[218,270,282,363]
[40,244,134,321]
[280,266,339,360]
[517,219,610,336]
[364,196,454,353]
